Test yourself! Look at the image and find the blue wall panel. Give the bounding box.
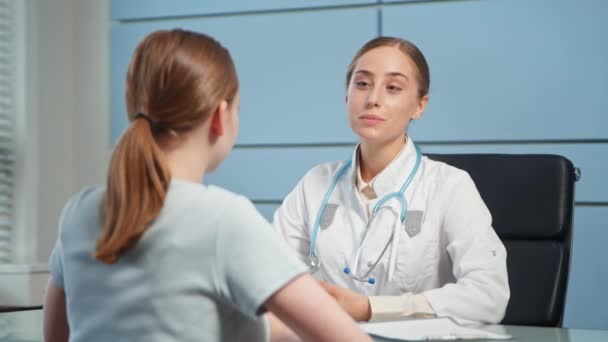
[381,0,459,2]
[111,9,376,144]
[206,146,351,201]
[111,0,376,20]
[382,0,608,141]
[206,143,608,203]
[254,203,281,222]
[563,206,608,329]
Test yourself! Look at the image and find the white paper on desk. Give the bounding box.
[360,317,512,341]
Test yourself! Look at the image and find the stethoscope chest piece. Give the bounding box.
[308,254,321,273]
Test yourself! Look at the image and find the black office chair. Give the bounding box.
[426,153,577,327]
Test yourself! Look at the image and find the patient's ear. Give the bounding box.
[210,100,229,136]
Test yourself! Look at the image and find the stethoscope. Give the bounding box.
[308,144,422,285]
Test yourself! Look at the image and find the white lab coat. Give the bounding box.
[274,138,510,323]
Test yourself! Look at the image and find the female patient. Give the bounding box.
[43,29,370,342]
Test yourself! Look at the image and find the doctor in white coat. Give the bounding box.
[274,37,509,324]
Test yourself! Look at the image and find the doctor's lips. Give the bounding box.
[359,114,385,125]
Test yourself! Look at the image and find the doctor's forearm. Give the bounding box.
[422,278,509,324]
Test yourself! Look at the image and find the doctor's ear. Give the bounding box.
[210,100,229,136]
[411,95,429,120]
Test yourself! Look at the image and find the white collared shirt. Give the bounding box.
[355,163,376,213]
[274,137,510,323]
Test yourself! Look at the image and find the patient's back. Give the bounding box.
[49,179,306,342]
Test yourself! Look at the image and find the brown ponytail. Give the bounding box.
[95,118,170,263]
[96,29,238,263]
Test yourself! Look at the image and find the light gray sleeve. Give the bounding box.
[48,189,93,290]
[48,193,81,289]
[272,176,311,263]
[215,195,308,319]
[49,236,65,289]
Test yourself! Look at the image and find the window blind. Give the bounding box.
[0,0,16,263]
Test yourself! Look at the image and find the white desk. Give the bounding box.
[1,309,607,341]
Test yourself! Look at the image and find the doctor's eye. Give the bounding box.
[387,85,402,93]
[355,80,371,88]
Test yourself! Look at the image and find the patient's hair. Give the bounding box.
[345,36,430,99]
[96,29,238,264]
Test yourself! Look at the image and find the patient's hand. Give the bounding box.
[318,281,371,322]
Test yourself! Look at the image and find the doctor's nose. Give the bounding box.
[365,87,382,108]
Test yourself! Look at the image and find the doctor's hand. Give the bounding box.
[318,281,372,322]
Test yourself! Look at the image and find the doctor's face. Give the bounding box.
[346,46,428,145]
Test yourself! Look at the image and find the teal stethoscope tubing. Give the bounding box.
[308,144,422,284]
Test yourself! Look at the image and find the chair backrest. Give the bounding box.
[426,153,576,327]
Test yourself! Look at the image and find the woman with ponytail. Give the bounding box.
[43,29,370,342]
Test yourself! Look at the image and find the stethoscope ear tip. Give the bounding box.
[343,267,351,274]
[368,278,376,284]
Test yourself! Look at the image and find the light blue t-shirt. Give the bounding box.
[49,180,307,342]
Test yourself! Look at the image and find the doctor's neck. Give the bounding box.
[358,136,407,182]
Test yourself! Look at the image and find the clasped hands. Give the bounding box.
[317,280,372,322]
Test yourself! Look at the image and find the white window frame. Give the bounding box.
[12,0,39,264]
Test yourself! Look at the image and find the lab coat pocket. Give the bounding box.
[320,203,338,230]
[393,235,439,292]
